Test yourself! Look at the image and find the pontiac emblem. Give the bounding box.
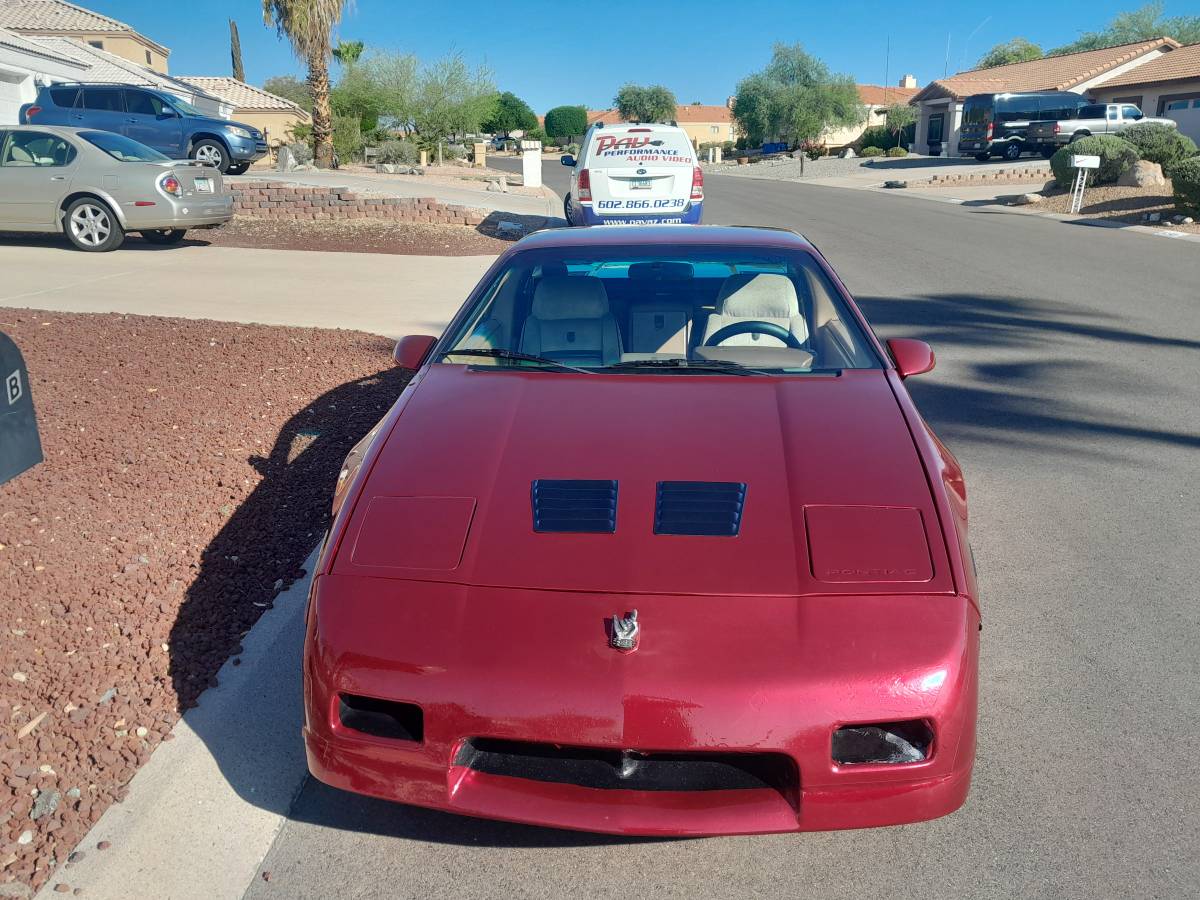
[610,610,639,651]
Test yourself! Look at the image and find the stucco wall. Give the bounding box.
[679,121,736,145]
[68,33,167,72]
[0,45,88,124]
[227,109,309,148]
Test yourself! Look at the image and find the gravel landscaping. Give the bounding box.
[1012,182,1200,234]
[0,310,405,894]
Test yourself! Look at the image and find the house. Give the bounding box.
[821,77,921,149]
[587,103,738,145]
[1088,42,1200,143]
[179,76,311,148]
[909,37,1182,156]
[0,0,167,72]
[0,25,85,121]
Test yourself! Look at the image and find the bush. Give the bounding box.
[858,125,894,151]
[1049,135,1139,186]
[284,141,312,165]
[377,139,418,165]
[331,114,363,163]
[523,127,548,146]
[1120,122,1198,176]
[885,146,908,157]
[564,142,580,156]
[443,144,467,161]
[860,146,884,157]
[544,105,588,141]
[1173,156,1200,216]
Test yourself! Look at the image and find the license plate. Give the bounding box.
[630,178,652,190]
[194,177,213,193]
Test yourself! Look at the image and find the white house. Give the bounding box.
[0,26,85,121]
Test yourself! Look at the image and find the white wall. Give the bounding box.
[0,45,89,124]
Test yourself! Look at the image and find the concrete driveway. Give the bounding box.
[0,240,493,339]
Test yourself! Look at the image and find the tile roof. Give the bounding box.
[858,84,920,106]
[588,104,732,125]
[29,37,218,101]
[178,76,311,117]
[911,37,1180,103]
[0,0,167,53]
[1096,41,1200,88]
[0,23,85,65]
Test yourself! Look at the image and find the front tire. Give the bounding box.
[64,198,124,252]
[225,162,250,176]
[1003,142,1022,161]
[191,139,230,173]
[141,229,187,245]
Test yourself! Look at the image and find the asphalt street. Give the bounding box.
[243,168,1200,900]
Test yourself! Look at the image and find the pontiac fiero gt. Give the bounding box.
[303,226,980,836]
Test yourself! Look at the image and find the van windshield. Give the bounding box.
[588,130,694,168]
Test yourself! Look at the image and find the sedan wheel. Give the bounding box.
[65,199,124,252]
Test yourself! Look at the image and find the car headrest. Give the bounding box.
[716,273,799,318]
[628,261,694,281]
[532,275,610,320]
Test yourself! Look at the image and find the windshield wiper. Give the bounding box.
[604,358,767,376]
[440,347,593,374]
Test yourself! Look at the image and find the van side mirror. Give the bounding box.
[887,338,935,379]
[393,335,437,369]
[560,154,575,167]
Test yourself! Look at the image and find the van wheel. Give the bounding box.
[974,152,990,162]
[191,139,230,173]
[1003,142,1022,160]
[64,198,124,252]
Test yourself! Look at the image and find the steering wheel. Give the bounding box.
[703,321,804,349]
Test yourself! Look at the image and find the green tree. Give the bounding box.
[263,74,312,111]
[544,105,588,141]
[1051,2,1200,55]
[411,53,497,161]
[332,39,364,67]
[613,84,677,123]
[883,103,917,148]
[732,43,864,147]
[230,19,245,82]
[977,37,1043,68]
[261,0,350,168]
[483,91,538,135]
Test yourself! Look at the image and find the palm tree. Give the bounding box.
[262,0,349,168]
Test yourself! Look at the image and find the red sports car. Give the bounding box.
[303,226,979,836]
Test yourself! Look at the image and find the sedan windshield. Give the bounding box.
[79,131,169,163]
[439,247,881,374]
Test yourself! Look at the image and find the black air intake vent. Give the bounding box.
[532,479,618,533]
[655,481,746,536]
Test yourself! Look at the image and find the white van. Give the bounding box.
[561,122,703,226]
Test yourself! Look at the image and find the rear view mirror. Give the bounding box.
[393,335,437,369]
[887,338,935,379]
[560,154,575,167]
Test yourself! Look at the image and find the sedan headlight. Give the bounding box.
[225,126,252,139]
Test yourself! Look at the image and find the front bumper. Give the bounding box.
[227,134,269,162]
[303,575,978,836]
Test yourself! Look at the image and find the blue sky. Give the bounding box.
[90,1,1188,112]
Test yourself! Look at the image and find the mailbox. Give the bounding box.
[0,332,43,486]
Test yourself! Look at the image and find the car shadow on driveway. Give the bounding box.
[0,231,213,252]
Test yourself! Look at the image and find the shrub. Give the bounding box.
[1172,156,1200,216]
[443,143,467,161]
[1120,122,1198,176]
[544,105,588,141]
[860,146,884,157]
[858,125,894,151]
[564,142,580,156]
[377,139,418,165]
[523,127,548,146]
[885,146,908,157]
[284,141,312,165]
[331,114,363,163]
[1049,135,1138,186]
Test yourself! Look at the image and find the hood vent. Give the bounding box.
[655,481,746,536]
[532,479,618,533]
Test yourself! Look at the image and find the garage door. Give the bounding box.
[1164,98,1200,144]
[0,72,25,125]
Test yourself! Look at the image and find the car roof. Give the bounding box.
[512,225,816,252]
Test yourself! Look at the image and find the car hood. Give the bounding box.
[333,365,954,596]
[188,115,258,134]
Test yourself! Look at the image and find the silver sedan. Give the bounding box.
[0,125,234,251]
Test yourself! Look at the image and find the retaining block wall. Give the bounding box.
[229,182,487,225]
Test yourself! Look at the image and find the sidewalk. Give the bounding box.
[0,242,494,338]
[711,153,1052,191]
[232,169,559,219]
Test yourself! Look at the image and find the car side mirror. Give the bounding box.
[560,154,575,167]
[157,111,176,120]
[887,338,935,379]
[393,335,437,369]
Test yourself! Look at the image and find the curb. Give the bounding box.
[33,547,319,900]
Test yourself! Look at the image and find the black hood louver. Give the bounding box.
[531,479,618,533]
[655,481,746,536]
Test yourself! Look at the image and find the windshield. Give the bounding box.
[167,96,203,117]
[438,247,881,375]
[79,130,169,162]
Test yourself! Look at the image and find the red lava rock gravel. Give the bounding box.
[0,309,407,894]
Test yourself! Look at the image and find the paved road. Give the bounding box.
[243,174,1200,900]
